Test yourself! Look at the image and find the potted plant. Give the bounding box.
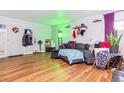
[107,30,123,53]
[38,40,42,52]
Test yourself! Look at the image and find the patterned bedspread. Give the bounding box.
[58,49,84,64]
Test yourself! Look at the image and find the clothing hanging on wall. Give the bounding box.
[32,32,37,44]
[80,29,85,36]
[22,29,33,46]
[72,31,76,38]
[72,24,87,38]
[76,28,80,35]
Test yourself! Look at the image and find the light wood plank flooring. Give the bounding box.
[0,53,112,82]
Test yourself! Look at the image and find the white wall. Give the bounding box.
[0,31,7,57]
[52,26,58,49]
[52,14,105,48]
[67,15,104,43]
[0,16,51,57]
[0,19,7,58]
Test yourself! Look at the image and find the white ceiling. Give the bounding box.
[0,10,113,25]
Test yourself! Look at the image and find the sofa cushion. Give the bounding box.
[64,43,71,49]
[85,44,90,50]
[83,50,94,58]
[68,41,76,49]
[61,44,66,49]
[75,43,85,49]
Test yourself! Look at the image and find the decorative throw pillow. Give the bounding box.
[75,43,85,49]
[64,43,71,49]
[100,41,110,48]
[61,44,66,49]
[95,42,101,48]
[68,41,76,49]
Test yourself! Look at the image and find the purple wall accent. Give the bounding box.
[104,12,114,41]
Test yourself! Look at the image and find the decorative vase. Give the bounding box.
[110,46,119,53]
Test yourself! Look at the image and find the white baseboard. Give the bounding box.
[0,55,7,58]
[24,52,33,55]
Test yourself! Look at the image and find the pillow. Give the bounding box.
[95,42,101,48]
[68,41,76,49]
[85,44,90,50]
[64,43,71,49]
[100,41,110,48]
[60,44,66,49]
[75,43,85,49]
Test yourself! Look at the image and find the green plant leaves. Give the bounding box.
[107,31,123,47]
[116,33,123,45]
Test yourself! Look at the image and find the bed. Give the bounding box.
[58,49,84,64]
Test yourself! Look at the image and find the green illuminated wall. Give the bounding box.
[33,10,75,49]
[42,11,73,49]
[52,23,70,49]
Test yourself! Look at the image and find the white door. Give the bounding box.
[0,31,7,58]
[7,24,24,56]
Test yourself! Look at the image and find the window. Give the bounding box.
[114,21,124,54]
[114,21,124,31]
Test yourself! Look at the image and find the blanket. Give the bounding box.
[58,49,84,64]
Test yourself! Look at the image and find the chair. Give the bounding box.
[93,48,110,69]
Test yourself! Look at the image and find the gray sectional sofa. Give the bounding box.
[59,41,96,65]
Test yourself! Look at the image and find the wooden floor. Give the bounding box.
[0,53,112,82]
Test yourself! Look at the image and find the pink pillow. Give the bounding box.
[61,44,66,48]
[68,41,76,48]
[100,41,110,48]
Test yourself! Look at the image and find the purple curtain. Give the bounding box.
[104,12,114,41]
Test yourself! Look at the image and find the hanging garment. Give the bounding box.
[32,32,37,44]
[80,29,85,36]
[22,29,33,46]
[22,34,28,46]
[27,34,33,45]
[76,28,81,35]
[72,31,76,38]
